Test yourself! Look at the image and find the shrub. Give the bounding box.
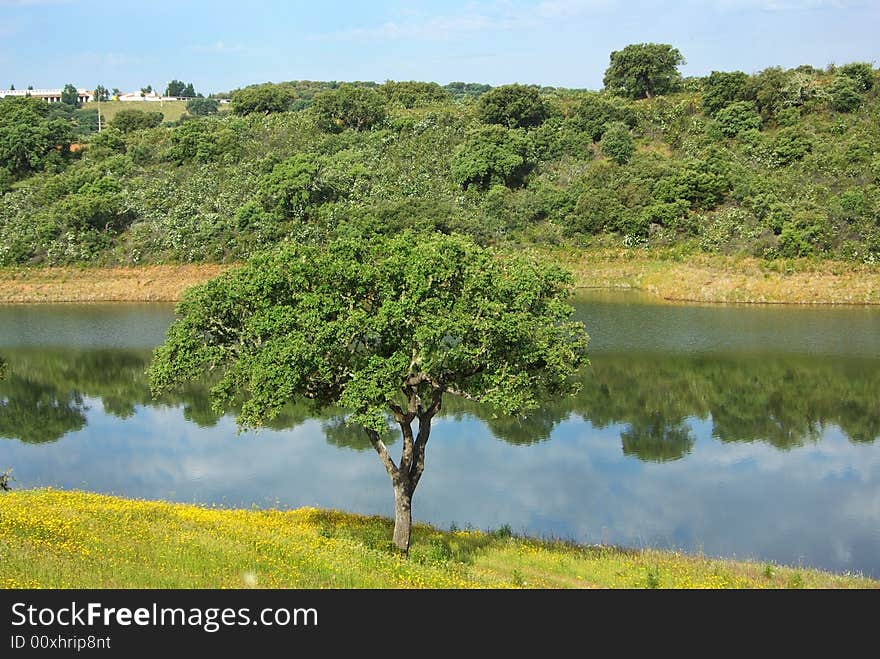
[715,101,761,137]
[231,84,293,116]
[476,84,549,129]
[599,122,634,164]
[451,125,530,189]
[111,110,163,133]
[312,85,388,132]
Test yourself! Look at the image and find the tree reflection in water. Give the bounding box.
[1,349,878,459]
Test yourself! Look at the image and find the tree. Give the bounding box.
[311,85,387,132]
[230,84,292,116]
[61,83,80,107]
[148,233,589,553]
[603,43,685,99]
[186,97,219,116]
[110,109,163,133]
[165,80,186,97]
[0,96,72,176]
[476,83,549,129]
[93,85,110,102]
[702,71,752,116]
[836,62,875,92]
[569,93,637,141]
[600,121,634,164]
[830,75,862,113]
[183,83,196,98]
[257,154,328,217]
[451,124,531,189]
[139,85,152,99]
[111,88,121,98]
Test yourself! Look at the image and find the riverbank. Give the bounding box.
[0,489,875,588]
[1,251,878,305]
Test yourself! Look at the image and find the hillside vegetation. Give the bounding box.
[1,58,878,267]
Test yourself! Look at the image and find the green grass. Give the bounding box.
[81,100,228,125]
[1,489,876,588]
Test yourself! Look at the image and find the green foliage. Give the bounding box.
[476,84,550,129]
[257,154,328,217]
[61,83,80,107]
[770,127,812,166]
[569,93,637,141]
[166,116,242,164]
[231,84,293,116]
[148,233,589,434]
[186,97,219,116]
[2,62,879,265]
[166,80,197,98]
[829,76,863,113]
[451,124,530,189]
[835,62,875,92]
[715,101,762,137]
[599,121,634,164]
[311,85,388,132]
[653,158,730,210]
[93,85,109,102]
[380,81,449,108]
[603,43,685,99]
[111,109,164,134]
[702,71,752,116]
[0,97,72,177]
[443,82,492,101]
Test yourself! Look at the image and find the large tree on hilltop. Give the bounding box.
[148,233,589,553]
[603,43,685,99]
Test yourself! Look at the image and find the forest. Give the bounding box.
[1,44,878,266]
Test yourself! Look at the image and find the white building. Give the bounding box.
[0,88,93,103]
[116,91,180,102]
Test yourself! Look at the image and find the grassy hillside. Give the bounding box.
[1,64,878,268]
[81,99,192,124]
[1,489,875,588]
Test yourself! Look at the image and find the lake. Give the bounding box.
[1,291,879,577]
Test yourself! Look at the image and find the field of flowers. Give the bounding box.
[1,489,876,589]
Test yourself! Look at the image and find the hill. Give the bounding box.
[0,61,878,267]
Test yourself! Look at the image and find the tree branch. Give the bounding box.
[365,428,398,479]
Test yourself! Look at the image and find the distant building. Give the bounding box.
[115,91,180,102]
[0,88,93,103]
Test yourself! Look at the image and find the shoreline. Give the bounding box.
[1,251,878,305]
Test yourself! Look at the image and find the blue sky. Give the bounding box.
[1,0,878,93]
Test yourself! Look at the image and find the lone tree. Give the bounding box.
[603,43,685,99]
[148,233,589,553]
[61,83,80,107]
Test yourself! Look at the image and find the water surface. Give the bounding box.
[1,293,878,577]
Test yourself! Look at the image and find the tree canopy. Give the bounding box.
[186,97,219,116]
[603,43,685,99]
[476,83,549,129]
[230,84,292,115]
[148,232,589,551]
[311,85,388,132]
[61,83,80,107]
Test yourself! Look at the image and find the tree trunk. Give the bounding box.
[392,483,413,553]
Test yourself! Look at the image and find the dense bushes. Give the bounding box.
[1,59,878,266]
